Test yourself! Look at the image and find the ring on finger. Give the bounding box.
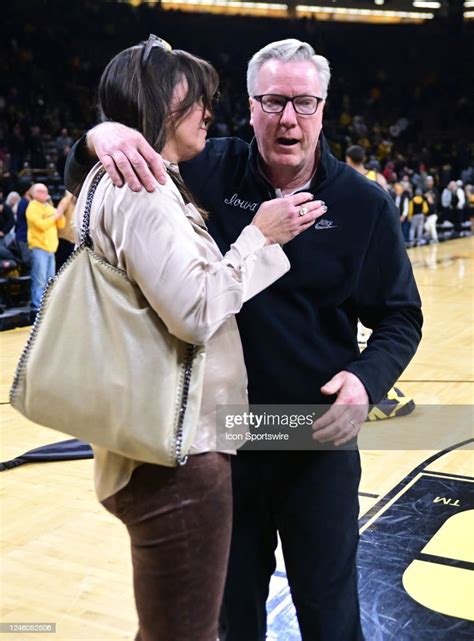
[298,206,308,217]
[349,419,357,429]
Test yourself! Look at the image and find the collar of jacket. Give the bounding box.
[247,131,339,195]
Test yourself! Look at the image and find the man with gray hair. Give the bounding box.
[441,180,466,233]
[66,37,422,641]
[26,183,65,316]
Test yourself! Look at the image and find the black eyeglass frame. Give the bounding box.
[141,34,172,68]
[252,94,324,115]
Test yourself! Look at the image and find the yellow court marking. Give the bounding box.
[422,509,474,563]
[403,560,474,622]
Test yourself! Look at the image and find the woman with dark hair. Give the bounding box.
[74,37,325,641]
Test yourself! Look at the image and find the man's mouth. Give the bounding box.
[276,138,299,147]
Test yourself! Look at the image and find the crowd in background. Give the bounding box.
[1,0,473,280]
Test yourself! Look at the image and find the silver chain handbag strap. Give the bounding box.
[80,167,107,247]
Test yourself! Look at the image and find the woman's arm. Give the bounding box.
[95,181,306,345]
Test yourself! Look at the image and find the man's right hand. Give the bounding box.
[87,122,167,192]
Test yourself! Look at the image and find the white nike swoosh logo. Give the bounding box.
[314,219,338,230]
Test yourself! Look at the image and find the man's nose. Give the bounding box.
[279,100,298,126]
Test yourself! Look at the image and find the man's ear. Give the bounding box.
[249,97,254,127]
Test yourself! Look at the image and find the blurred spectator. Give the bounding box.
[8,123,26,174]
[376,138,393,163]
[423,176,439,243]
[0,196,16,248]
[352,114,368,138]
[19,162,33,180]
[461,166,473,186]
[55,191,76,270]
[0,158,14,194]
[5,191,21,216]
[383,161,396,183]
[15,181,32,269]
[55,128,73,155]
[441,180,466,232]
[400,175,413,197]
[393,182,411,241]
[28,126,46,169]
[408,188,429,246]
[26,183,65,315]
[465,184,474,218]
[440,164,453,189]
[56,144,71,180]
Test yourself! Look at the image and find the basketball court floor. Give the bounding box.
[1,237,473,640]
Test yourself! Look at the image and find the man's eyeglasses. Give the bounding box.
[253,94,323,115]
[141,34,172,68]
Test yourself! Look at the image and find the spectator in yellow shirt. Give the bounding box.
[26,183,66,315]
[408,188,429,246]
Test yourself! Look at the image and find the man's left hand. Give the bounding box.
[312,371,369,447]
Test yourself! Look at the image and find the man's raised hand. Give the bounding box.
[87,122,167,192]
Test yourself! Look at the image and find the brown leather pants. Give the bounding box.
[101,452,232,641]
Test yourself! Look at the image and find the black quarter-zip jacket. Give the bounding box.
[181,134,422,405]
[67,134,422,405]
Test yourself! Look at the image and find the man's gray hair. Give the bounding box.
[247,38,331,99]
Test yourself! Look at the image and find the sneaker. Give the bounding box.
[367,386,416,421]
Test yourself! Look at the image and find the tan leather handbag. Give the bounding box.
[10,168,205,466]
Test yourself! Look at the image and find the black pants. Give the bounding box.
[220,450,363,641]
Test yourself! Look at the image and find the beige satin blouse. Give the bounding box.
[74,163,290,502]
